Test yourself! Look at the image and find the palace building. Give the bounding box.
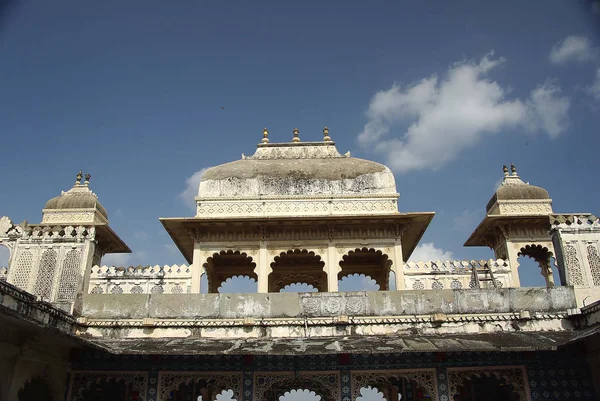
[0,127,598,401]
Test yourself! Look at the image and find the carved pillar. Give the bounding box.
[326,242,339,292]
[257,240,269,293]
[504,241,521,287]
[392,241,405,290]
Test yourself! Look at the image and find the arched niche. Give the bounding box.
[19,377,53,401]
[168,380,237,401]
[255,373,340,401]
[203,251,257,293]
[68,371,147,401]
[339,248,392,291]
[517,244,556,287]
[269,250,326,292]
[158,372,242,401]
[447,366,528,401]
[338,273,380,292]
[280,282,318,293]
[351,369,437,401]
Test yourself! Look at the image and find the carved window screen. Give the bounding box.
[57,249,81,302]
[34,249,58,300]
[12,250,33,290]
[586,245,600,286]
[565,245,585,286]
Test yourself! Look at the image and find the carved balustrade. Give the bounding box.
[88,265,192,294]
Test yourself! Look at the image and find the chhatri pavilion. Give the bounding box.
[0,127,598,401]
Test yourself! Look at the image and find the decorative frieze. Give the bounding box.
[196,197,398,219]
[67,371,148,401]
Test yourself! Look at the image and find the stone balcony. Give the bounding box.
[77,286,580,355]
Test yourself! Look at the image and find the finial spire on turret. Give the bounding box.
[323,126,331,142]
[76,170,83,185]
[292,128,300,142]
[511,163,517,176]
[262,127,269,144]
[84,173,91,185]
[502,165,509,177]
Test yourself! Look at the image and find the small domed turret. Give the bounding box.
[485,164,552,216]
[42,171,109,224]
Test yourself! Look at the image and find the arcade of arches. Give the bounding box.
[200,248,393,294]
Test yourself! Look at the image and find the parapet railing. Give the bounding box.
[403,259,511,290]
[0,267,8,282]
[88,265,192,295]
[87,259,512,294]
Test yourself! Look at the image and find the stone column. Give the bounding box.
[191,242,203,293]
[326,242,339,292]
[256,240,269,293]
[505,241,521,287]
[392,241,405,290]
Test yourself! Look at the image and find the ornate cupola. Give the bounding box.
[465,165,557,287]
[485,164,552,216]
[42,171,109,225]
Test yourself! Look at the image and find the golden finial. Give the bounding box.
[292,128,300,142]
[76,170,83,185]
[262,127,269,143]
[502,165,509,177]
[510,163,517,176]
[323,126,331,142]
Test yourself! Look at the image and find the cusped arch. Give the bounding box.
[518,244,556,287]
[448,366,528,401]
[269,249,327,292]
[351,369,437,401]
[68,371,147,401]
[203,250,257,293]
[255,372,340,401]
[339,248,392,290]
[18,376,53,401]
[158,372,242,401]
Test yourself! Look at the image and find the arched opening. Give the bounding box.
[19,377,53,401]
[279,389,321,401]
[203,251,256,294]
[339,248,392,290]
[0,244,9,281]
[280,283,318,292]
[357,386,386,401]
[218,275,257,293]
[269,250,326,292]
[77,379,130,401]
[338,273,380,292]
[517,244,556,287]
[168,380,236,401]
[454,375,520,401]
[360,376,430,401]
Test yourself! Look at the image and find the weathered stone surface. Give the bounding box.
[82,287,578,320]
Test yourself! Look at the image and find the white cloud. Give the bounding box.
[179,167,210,209]
[409,242,454,262]
[102,251,147,267]
[358,52,570,173]
[549,35,596,65]
[527,82,570,138]
[453,208,483,232]
[589,68,600,100]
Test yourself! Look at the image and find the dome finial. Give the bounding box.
[76,170,83,185]
[502,165,509,177]
[323,126,331,142]
[292,128,300,142]
[262,127,269,144]
[511,163,517,176]
[84,173,91,185]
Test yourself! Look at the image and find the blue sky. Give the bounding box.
[1,1,600,290]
